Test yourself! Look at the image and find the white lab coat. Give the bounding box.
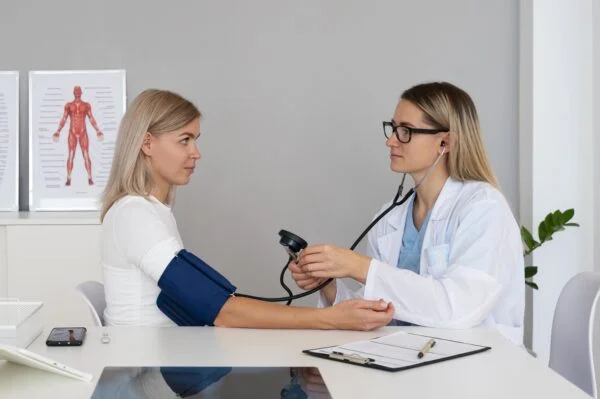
[321,178,524,345]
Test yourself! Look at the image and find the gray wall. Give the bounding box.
[2,0,518,306]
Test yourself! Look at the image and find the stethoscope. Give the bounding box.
[235,146,446,305]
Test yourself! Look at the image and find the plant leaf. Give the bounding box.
[521,226,536,251]
[545,214,555,232]
[525,281,539,290]
[538,222,547,242]
[525,266,538,278]
[561,209,574,224]
[523,209,579,290]
[552,210,561,227]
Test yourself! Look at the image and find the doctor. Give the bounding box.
[290,82,524,345]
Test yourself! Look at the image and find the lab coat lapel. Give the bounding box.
[377,201,409,266]
[420,178,463,274]
[429,178,463,221]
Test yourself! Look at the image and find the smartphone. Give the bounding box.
[45,327,87,346]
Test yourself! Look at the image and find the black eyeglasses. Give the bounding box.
[382,121,449,143]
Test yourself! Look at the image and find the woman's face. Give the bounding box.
[143,118,201,188]
[386,100,445,175]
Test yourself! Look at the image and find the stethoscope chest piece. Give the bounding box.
[278,230,308,261]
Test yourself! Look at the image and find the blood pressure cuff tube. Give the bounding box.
[156,249,236,326]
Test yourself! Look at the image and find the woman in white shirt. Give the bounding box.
[100,88,394,331]
[290,82,524,345]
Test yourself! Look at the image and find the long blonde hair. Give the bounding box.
[100,89,201,221]
[401,82,498,187]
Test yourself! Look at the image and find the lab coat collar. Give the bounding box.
[386,177,463,231]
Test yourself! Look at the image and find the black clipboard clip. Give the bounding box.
[329,351,375,365]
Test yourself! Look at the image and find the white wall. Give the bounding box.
[0,227,6,298]
[595,0,600,274]
[521,0,595,363]
[519,0,535,350]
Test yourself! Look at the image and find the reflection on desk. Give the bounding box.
[91,366,332,399]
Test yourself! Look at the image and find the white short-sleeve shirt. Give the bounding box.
[101,195,183,326]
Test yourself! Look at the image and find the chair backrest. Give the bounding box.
[549,271,600,397]
[75,281,106,327]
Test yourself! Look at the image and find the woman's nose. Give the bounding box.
[191,143,201,159]
[386,135,399,147]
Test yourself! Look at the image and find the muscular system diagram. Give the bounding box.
[52,85,104,186]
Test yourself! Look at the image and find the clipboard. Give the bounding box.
[303,331,491,372]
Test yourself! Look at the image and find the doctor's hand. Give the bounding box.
[298,244,372,284]
[326,299,394,331]
[288,260,326,291]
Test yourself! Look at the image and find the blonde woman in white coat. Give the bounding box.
[290,82,524,345]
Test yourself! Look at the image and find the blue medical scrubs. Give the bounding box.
[390,196,432,326]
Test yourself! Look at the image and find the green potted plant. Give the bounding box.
[521,209,579,289]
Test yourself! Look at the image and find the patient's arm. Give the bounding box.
[214,296,393,331]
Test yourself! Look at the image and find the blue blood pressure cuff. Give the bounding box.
[156,249,236,326]
[160,366,232,397]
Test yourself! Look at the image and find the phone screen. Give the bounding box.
[46,327,87,346]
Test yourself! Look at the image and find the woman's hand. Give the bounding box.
[289,260,338,305]
[325,299,394,331]
[298,244,372,283]
[288,260,326,291]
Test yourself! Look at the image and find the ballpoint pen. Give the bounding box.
[417,339,436,359]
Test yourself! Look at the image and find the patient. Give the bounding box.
[100,88,394,330]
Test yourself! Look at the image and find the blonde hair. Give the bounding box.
[401,82,498,187]
[100,89,201,221]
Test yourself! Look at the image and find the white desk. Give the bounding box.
[0,326,589,398]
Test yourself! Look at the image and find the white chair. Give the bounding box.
[549,271,600,398]
[75,281,106,327]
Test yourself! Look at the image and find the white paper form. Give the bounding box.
[306,331,490,371]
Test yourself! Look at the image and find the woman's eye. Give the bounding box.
[181,138,189,144]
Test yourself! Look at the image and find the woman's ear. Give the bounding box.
[141,132,153,156]
[439,134,451,153]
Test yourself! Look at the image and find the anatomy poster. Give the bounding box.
[29,70,126,210]
[0,71,19,211]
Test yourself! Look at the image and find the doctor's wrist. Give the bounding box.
[320,280,337,306]
[351,255,371,284]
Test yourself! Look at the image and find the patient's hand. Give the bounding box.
[326,299,394,331]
